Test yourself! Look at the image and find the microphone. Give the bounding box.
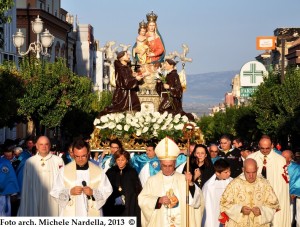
[82,181,91,200]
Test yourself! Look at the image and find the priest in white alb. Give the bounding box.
[18,136,64,216]
[50,139,112,216]
[138,137,203,227]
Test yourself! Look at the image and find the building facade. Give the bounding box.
[0,0,115,143]
[15,0,72,62]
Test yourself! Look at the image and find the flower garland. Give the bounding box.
[93,111,197,141]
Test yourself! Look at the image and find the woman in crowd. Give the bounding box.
[103,149,142,226]
[189,144,215,188]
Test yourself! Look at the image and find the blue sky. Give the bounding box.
[61,0,300,75]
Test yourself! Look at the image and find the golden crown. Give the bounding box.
[139,20,147,29]
[146,11,158,23]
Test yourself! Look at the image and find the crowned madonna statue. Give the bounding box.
[90,11,201,150]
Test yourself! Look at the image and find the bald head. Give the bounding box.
[243,158,257,169]
[282,150,294,164]
[259,137,272,156]
[36,136,51,157]
[243,158,258,183]
[36,136,50,143]
[209,144,219,158]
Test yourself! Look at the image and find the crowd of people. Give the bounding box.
[3,10,299,227]
[1,133,300,227]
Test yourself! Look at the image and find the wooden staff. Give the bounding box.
[182,123,195,227]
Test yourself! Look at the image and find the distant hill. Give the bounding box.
[182,71,239,116]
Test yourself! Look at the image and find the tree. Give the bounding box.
[0,62,24,127]
[199,67,300,148]
[0,0,14,48]
[275,67,300,147]
[91,90,113,112]
[197,114,215,143]
[61,89,113,139]
[234,105,260,143]
[17,58,97,136]
[252,67,300,148]
[251,71,282,137]
[198,105,259,145]
[198,107,237,143]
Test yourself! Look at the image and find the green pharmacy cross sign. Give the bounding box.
[242,63,262,84]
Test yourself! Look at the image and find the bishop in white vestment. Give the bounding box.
[138,137,203,227]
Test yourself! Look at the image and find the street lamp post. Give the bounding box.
[94,83,100,100]
[280,38,286,83]
[13,15,54,58]
[103,74,110,90]
[240,97,245,106]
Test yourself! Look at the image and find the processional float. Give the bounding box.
[89,11,203,153]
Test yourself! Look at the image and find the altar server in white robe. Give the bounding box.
[248,136,290,227]
[18,136,64,216]
[138,137,203,227]
[50,138,112,216]
[202,159,232,227]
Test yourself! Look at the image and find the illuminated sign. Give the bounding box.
[240,61,267,86]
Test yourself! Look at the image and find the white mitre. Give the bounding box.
[155,137,180,161]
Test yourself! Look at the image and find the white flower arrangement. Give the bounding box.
[94,111,194,141]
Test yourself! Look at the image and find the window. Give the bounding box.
[3,53,14,62]
[39,0,45,10]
